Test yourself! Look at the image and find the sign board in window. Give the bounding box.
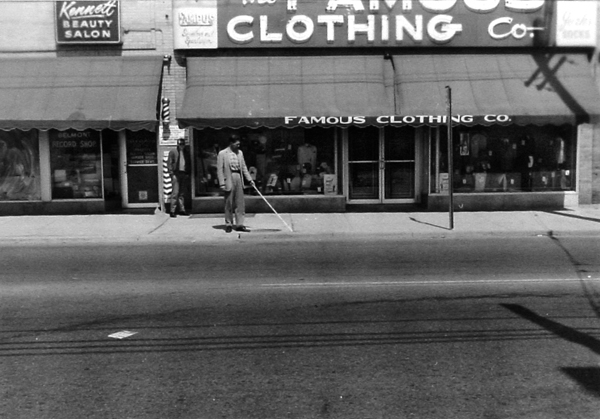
[127,133,158,165]
[55,0,121,44]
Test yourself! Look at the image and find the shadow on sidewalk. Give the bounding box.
[409,217,452,231]
[544,211,600,224]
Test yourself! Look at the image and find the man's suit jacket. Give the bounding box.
[217,147,253,192]
[167,147,191,175]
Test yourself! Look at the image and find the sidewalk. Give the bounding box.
[2,206,600,244]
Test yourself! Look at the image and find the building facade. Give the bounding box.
[0,0,180,215]
[2,0,600,215]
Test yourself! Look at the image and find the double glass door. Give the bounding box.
[347,126,416,203]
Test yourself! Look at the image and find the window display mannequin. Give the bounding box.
[297,141,317,170]
[200,142,220,189]
[470,133,487,158]
[254,135,268,180]
[290,165,302,192]
[516,135,535,190]
[555,137,565,168]
[499,137,516,172]
[317,162,333,176]
[300,163,312,190]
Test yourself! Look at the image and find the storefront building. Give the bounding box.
[174,0,600,213]
[0,0,181,215]
[1,1,600,215]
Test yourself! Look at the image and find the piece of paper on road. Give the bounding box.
[108,331,138,339]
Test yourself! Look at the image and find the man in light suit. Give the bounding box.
[217,135,255,233]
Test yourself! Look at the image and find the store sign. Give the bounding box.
[173,0,597,49]
[555,1,597,47]
[55,0,121,44]
[283,114,515,127]
[174,6,218,49]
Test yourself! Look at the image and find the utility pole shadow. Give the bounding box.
[502,303,600,398]
[501,304,600,355]
[409,217,452,231]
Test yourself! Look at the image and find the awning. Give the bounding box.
[178,54,600,130]
[0,56,163,132]
[178,56,395,129]
[392,53,600,126]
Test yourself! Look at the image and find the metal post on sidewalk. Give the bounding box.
[446,86,454,230]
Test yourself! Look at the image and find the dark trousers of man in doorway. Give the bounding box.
[170,171,189,215]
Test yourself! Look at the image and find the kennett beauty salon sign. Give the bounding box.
[55,0,121,44]
[173,0,596,49]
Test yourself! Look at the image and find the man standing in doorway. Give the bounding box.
[217,135,254,233]
[167,138,191,218]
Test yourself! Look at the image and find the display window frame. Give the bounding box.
[49,129,104,201]
[192,127,340,198]
[428,124,578,195]
[0,129,42,202]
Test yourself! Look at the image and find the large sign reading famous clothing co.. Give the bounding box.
[55,0,121,44]
[173,0,597,49]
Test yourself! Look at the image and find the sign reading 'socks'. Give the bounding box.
[55,0,121,44]
[173,0,597,49]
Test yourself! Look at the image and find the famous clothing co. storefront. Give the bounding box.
[173,0,600,213]
[0,56,164,215]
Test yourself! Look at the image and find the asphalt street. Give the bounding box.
[1,235,600,418]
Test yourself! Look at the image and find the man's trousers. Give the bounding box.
[170,171,189,214]
[224,173,245,227]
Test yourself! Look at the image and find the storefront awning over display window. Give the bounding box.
[179,54,600,130]
[178,56,395,129]
[0,56,163,132]
[391,53,600,127]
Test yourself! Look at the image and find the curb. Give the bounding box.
[5,228,599,246]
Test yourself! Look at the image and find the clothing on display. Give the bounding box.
[297,143,317,171]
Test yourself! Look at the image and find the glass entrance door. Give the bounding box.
[347,126,416,203]
[119,131,159,208]
[348,126,380,200]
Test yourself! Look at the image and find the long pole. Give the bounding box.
[252,184,294,232]
[446,86,454,230]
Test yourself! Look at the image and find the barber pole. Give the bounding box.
[161,97,171,125]
[162,151,172,203]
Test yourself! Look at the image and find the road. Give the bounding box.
[1,235,600,419]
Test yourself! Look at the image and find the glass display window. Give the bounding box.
[0,130,41,201]
[430,124,576,194]
[50,129,103,199]
[194,127,336,196]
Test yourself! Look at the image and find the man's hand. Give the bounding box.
[220,184,226,191]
